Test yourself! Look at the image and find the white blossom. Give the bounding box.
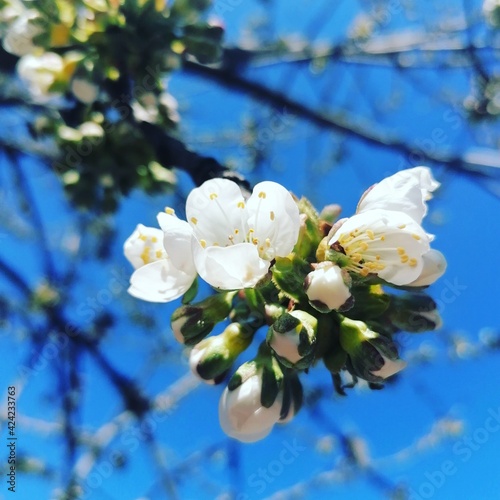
[17,52,63,98]
[219,373,283,443]
[124,223,196,303]
[2,9,42,56]
[329,209,431,286]
[183,178,300,290]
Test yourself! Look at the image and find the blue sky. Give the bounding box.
[1,0,500,499]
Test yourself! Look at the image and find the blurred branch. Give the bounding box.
[138,121,251,191]
[183,59,498,186]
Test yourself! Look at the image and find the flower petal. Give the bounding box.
[357,167,440,223]
[186,178,247,247]
[370,356,407,379]
[246,181,300,259]
[124,224,166,269]
[128,259,195,303]
[157,212,195,274]
[193,242,268,290]
[407,249,447,286]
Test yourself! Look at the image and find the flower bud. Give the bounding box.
[267,310,317,369]
[319,204,342,224]
[170,292,234,345]
[189,323,252,384]
[339,317,406,382]
[305,262,352,312]
[389,293,442,332]
[219,344,285,442]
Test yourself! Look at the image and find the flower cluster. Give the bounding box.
[124,167,447,442]
[0,0,224,212]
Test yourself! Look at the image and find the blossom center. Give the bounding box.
[337,225,420,277]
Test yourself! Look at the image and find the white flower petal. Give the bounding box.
[370,356,407,379]
[3,11,42,56]
[157,212,195,274]
[269,333,302,364]
[357,167,440,223]
[128,259,195,303]
[193,242,268,290]
[330,209,430,286]
[186,178,247,247]
[17,52,64,97]
[407,249,447,287]
[246,181,300,259]
[124,224,166,269]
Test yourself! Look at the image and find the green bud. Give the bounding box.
[267,310,317,370]
[339,317,406,383]
[170,292,235,345]
[271,255,311,302]
[389,293,441,333]
[189,323,252,384]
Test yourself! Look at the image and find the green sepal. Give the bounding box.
[271,255,311,302]
[227,360,258,391]
[323,348,348,374]
[294,197,323,261]
[181,278,198,304]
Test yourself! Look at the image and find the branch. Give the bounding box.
[138,121,251,191]
[182,59,499,185]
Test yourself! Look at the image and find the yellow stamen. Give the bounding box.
[200,239,207,248]
[366,229,375,240]
[141,248,150,264]
[190,217,198,225]
[210,193,218,200]
[270,211,275,221]
[397,247,405,255]
[156,250,163,258]
[165,207,175,215]
[258,191,267,199]
[412,234,421,240]
[237,201,245,209]
[409,258,418,267]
